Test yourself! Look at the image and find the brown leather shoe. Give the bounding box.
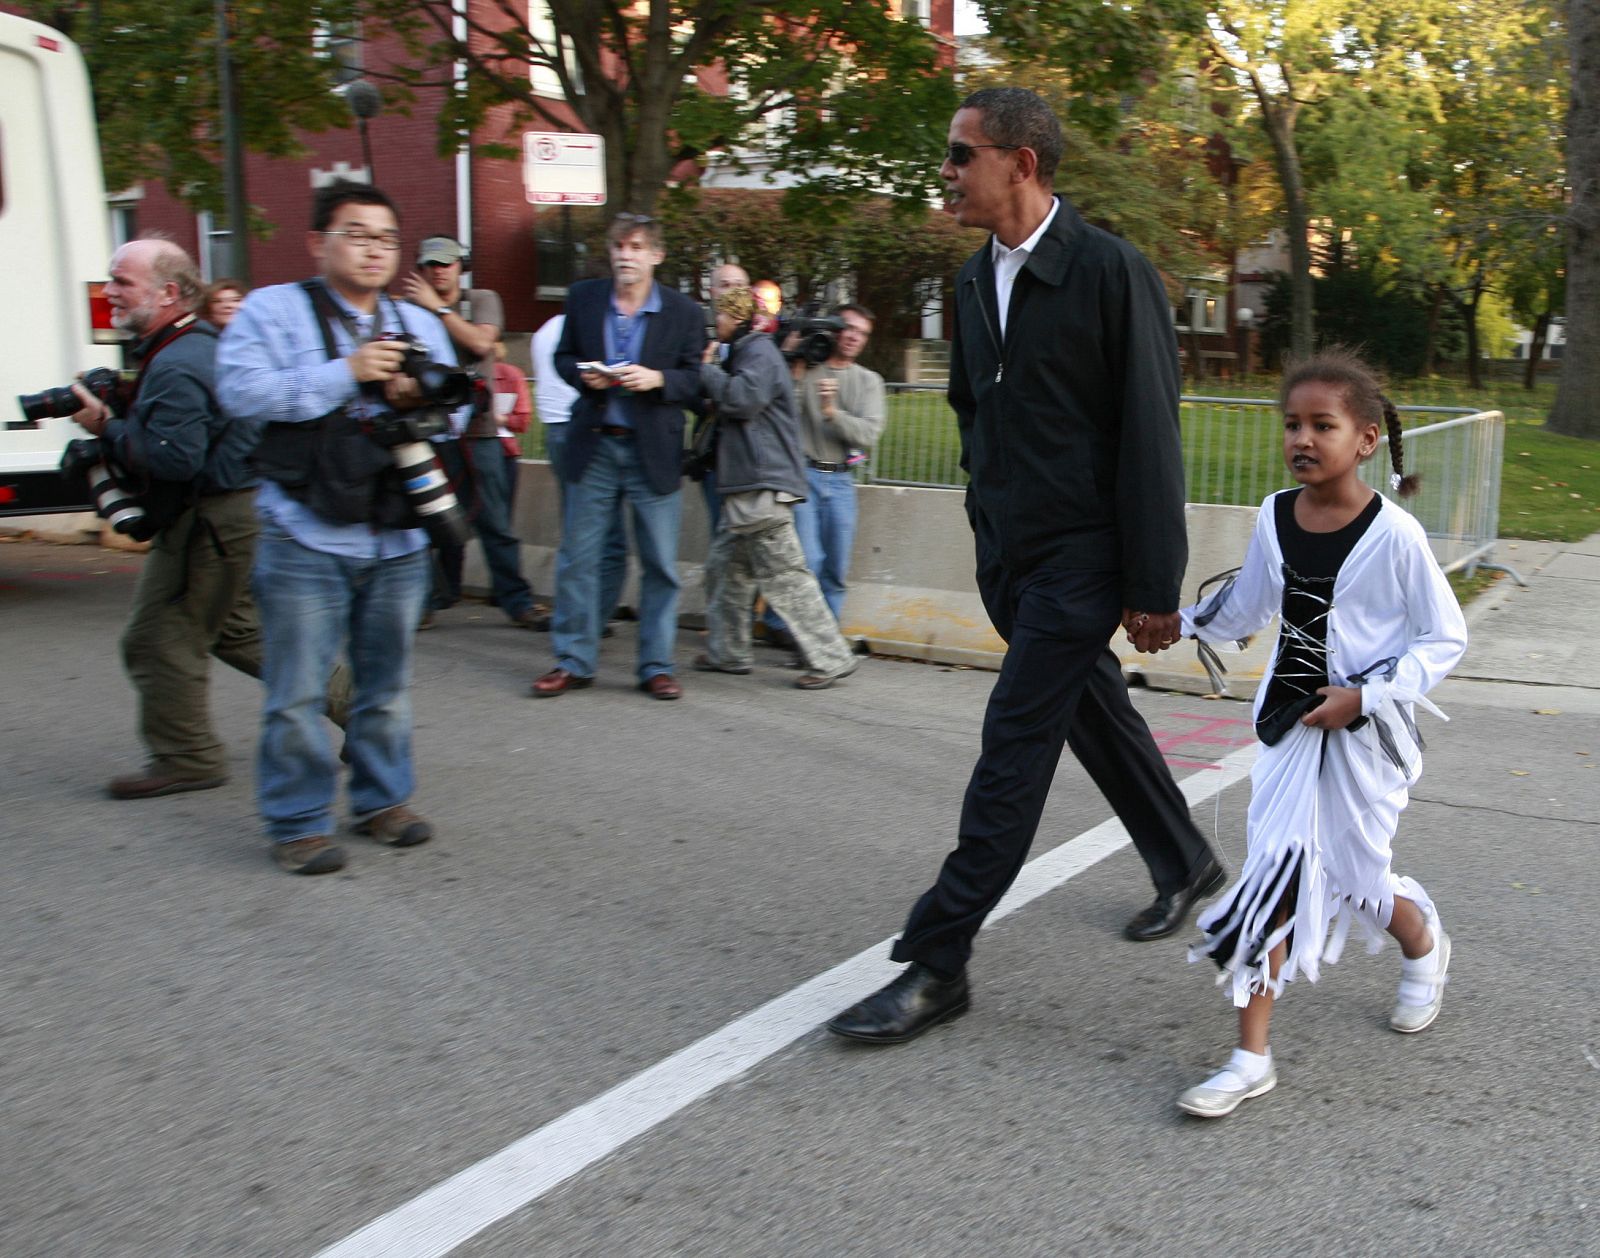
[639,674,683,700]
[272,835,347,875]
[353,804,434,847]
[108,769,227,800]
[531,667,594,697]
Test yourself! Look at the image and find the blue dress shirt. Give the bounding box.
[602,282,662,430]
[216,281,466,559]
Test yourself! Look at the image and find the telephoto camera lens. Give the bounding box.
[87,461,148,535]
[389,441,470,547]
[16,385,85,424]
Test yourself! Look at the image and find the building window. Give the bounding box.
[314,20,363,89]
[196,210,233,282]
[899,0,931,25]
[109,202,138,248]
[535,231,585,299]
[1174,284,1228,334]
[529,1,581,99]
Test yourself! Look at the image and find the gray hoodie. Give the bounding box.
[699,330,807,499]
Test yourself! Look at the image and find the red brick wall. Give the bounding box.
[131,27,458,295]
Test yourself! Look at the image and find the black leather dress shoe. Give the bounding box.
[826,962,970,1044]
[1124,857,1228,942]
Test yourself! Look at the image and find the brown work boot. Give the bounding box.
[353,804,434,847]
[271,836,347,875]
[108,768,227,800]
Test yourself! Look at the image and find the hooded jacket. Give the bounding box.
[699,330,808,499]
[951,196,1187,611]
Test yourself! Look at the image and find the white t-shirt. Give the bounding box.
[531,313,580,425]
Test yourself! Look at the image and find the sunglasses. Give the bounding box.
[613,212,657,225]
[945,142,1021,166]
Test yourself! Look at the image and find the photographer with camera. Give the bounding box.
[401,236,538,630]
[765,305,884,644]
[216,181,463,875]
[60,238,352,803]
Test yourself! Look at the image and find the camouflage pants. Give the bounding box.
[703,512,855,677]
[122,490,353,777]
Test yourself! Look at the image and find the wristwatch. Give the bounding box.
[435,305,453,317]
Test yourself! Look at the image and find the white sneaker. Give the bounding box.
[1391,927,1452,1033]
[1177,1050,1277,1119]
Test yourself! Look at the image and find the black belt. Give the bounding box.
[595,424,634,438]
[808,458,848,472]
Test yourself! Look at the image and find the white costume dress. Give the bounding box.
[1181,491,1468,1007]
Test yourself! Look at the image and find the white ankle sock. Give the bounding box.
[1202,1047,1272,1090]
[1397,935,1443,1006]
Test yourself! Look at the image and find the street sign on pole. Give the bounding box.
[524,132,606,205]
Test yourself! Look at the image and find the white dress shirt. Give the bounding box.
[990,197,1060,339]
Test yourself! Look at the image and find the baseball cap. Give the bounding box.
[417,236,467,266]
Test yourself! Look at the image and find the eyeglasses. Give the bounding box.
[322,229,403,251]
[945,142,1021,166]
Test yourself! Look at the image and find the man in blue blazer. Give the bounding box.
[534,213,706,700]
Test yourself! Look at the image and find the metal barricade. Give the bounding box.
[871,387,1518,579]
[1360,409,1519,579]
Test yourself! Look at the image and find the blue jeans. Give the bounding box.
[433,437,534,619]
[700,467,722,534]
[546,424,627,617]
[551,434,682,681]
[769,465,857,626]
[252,533,428,843]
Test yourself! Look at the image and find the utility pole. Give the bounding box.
[213,0,250,283]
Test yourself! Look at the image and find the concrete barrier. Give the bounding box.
[477,462,1277,699]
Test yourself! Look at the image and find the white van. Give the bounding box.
[0,11,119,517]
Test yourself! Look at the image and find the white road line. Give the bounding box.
[314,743,1258,1258]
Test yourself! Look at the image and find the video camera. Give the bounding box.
[777,313,846,367]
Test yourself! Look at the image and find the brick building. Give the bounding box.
[93,1,956,338]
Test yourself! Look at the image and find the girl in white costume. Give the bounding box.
[1171,350,1468,1119]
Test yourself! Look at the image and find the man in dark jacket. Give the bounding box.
[535,213,705,700]
[69,238,351,802]
[828,87,1224,1044]
[695,285,857,690]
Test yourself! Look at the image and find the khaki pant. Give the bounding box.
[703,504,855,677]
[121,489,352,777]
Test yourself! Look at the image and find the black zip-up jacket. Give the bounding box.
[951,196,1188,612]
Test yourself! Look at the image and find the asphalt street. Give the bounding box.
[0,535,1596,1258]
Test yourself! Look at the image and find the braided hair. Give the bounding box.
[1279,347,1421,498]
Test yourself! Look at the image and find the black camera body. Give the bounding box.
[365,335,475,410]
[16,366,127,427]
[778,314,846,366]
[353,343,474,547]
[362,409,452,449]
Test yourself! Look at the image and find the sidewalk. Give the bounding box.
[1438,532,1600,713]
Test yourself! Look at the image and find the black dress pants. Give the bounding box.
[891,564,1214,975]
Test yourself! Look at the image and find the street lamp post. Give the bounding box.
[213,0,250,283]
[345,80,382,184]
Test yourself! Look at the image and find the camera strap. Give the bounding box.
[132,313,208,394]
[299,279,408,358]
